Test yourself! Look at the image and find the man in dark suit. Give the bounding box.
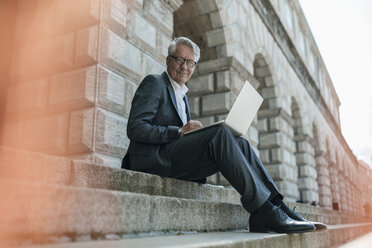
[122,37,326,233]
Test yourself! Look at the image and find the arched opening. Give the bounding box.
[291,98,318,204]
[312,124,332,209]
[254,53,299,201]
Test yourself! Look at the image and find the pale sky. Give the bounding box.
[298,0,372,167]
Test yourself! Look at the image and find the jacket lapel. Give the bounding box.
[184,95,191,121]
[162,72,183,123]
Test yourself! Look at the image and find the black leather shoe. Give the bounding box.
[283,206,327,230]
[249,206,315,233]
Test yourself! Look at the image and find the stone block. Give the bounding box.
[49,32,76,74]
[95,108,129,156]
[143,0,174,37]
[298,178,318,191]
[55,0,100,33]
[152,196,248,231]
[265,164,296,181]
[271,148,295,166]
[49,66,96,112]
[102,0,128,37]
[246,126,259,145]
[300,190,319,203]
[202,92,231,115]
[1,121,20,147]
[317,175,331,187]
[195,0,218,14]
[209,11,223,28]
[189,96,200,117]
[275,180,299,200]
[21,113,69,154]
[297,140,315,155]
[141,52,166,77]
[269,116,293,136]
[216,71,231,92]
[14,0,56,43]
[71,162,241,204]
[124,80,137,117]
[261,86,277,99]
[206,28,226,47]
[257,118,268,132]
[156,32,171,62]
[0,183,152,235]
[188,74,214,96]
[68,108,94,153]
[98,66,125,114]
[299,164,317,178]
[254,66,271,78]
[0,146,71,185]
[296,153,316,166]
[99,26,142,81]
[11,33,75,81]
[259,149,270,164]
[75,25,99,67]
[127,11,156,54]
[5,78,48,116]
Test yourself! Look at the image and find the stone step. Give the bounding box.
[0,146,369,227]
[17,223,372,248]
[0,181,248,244]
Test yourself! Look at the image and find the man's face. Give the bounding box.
[166,45,196,86]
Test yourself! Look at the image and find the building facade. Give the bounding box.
[0,0,371,216]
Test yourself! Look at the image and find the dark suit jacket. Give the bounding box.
[122,72,190,177]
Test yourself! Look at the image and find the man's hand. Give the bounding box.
[180,120,203,136]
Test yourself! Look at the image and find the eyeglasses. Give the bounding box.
[169,55,197,68]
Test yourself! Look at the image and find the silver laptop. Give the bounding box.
[184,80,263,137]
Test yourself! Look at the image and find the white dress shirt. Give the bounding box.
[166,71,188,126]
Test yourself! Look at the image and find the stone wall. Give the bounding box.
[0,0,371,217]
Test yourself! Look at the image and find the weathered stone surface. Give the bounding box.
[71,162,241,204]
[99,26,142,81]
[102,0,128,37]
[206,28,225,47]
[10,32,75,81]
[68,108,95,153]
[49,66,96,112]
[75,25,99,67]
[5,78,48,116]
[0,146,71,185]
[97,66,125,114]
[95,108,129,156]
[202,92,232,115]
[127,11,156,54]
[188,96,200,117]
[21,113,69,154]
[187,73,214,96]
[143,0,174,37]
[152,196,248,231]
[55,0,100,33]
[265,164,297,181]
[0,182,152,236]
[141,53,165,77]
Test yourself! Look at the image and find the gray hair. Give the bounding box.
[168,37,200,62]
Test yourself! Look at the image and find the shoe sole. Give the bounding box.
[250,225,315,234]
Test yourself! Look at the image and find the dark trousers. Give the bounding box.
[163,125,282,213]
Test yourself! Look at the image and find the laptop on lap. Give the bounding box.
[184,80,263,137]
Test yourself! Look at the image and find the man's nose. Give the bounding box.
[180,61,188,70]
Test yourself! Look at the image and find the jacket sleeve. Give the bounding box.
[127,75,181,144]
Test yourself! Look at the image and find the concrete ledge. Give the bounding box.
[18,223,372,248]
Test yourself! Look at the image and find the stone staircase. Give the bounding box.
[0,146,372,247]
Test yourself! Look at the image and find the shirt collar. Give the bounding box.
[166,71,188,96]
